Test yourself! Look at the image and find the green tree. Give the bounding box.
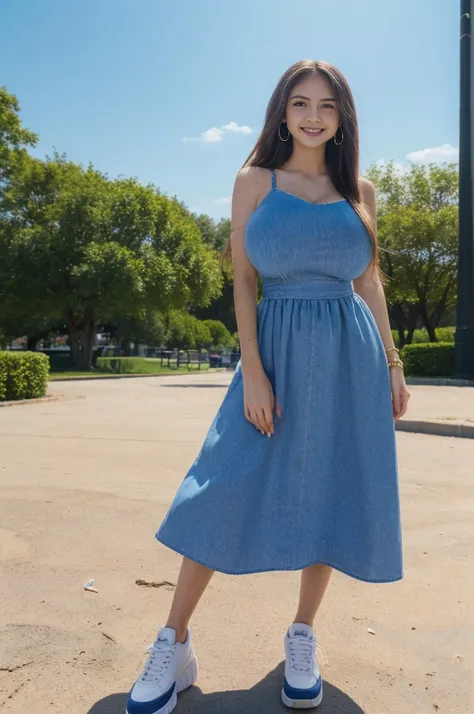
[165,310,212,351]
[1,155,223,368]
[367,161,458,345]
[0,88,40,345]
[190,215,238,333]
[110,310,167,354]
[0,86,38,183]
[202,319,233,349]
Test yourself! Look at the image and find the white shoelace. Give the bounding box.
[140,640,175,684]
[288,636,329,673]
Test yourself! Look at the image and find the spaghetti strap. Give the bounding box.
[270,168,277,190]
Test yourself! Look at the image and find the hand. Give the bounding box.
[242,368,282,437]
[390,367,410,420]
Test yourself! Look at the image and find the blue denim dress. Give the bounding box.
[156,169,403,583]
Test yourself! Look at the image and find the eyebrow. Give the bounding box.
[289,95,336,102]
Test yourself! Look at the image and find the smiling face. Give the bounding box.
[283,73,341,148]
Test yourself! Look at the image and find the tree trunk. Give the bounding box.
[405,303,420,344]
[27,336,38,351]
[67,311,80,368]
[120,339,131,356]
[77,314,96,371]
[69,333,79,368]
[67,307,96,370]
[389,304,406,348]
[430,281,452,329]
[419,302,436,342]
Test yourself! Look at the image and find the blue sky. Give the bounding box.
[1,0,459,221]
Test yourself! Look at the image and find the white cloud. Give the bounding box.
[213,196,232,205]
[221,121,253,135]
[406,144,459,165]
[375,144,459,174]
[183,121,253,144]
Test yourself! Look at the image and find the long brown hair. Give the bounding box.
[222,59,378,269]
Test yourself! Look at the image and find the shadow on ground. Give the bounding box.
[88,663,366,714]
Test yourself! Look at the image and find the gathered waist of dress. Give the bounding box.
[261,279,354,300]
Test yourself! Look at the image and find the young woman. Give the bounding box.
[126,59,409,714]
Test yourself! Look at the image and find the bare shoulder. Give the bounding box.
[231,167,272,238]
[233,166,272,204]
[358,176,377,214]
[359,176,376,199]
[358,176,376,196]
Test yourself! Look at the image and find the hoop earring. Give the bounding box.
[278,122,291,142]
[333,126,344,146]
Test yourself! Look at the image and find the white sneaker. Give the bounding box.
[126,626,198,714]
[281,623,323,709]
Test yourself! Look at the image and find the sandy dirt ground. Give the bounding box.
[0,374,472,714]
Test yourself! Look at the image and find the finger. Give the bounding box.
[275,401,282,418]
[246,405,261,432]
[250,407,265,434]
[399,390,410,418]
[262,406,274,436]
[255,408,269,435]
[392,389,401,420]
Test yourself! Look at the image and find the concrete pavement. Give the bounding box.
[0,373,472,714]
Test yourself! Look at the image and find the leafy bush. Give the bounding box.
[202,319,233,350]
[392,327,455,347]
[435,327,455,343]
[97,357,154,374]
[411,330,430,344]
[400,343,455,377]
[0,351,50,401]
[96,357,210,374]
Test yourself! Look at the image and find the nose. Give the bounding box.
[306,106,322,124]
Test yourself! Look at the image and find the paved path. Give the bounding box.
[0,373,472,713]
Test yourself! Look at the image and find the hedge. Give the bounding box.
[0,351,50,401]
[391,327,455,347]
[96,357,147,374]
[399,343,455,377]
[95,356,209,374]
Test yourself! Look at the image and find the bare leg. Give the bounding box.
[165,557,215,643]
[294,563,333,627]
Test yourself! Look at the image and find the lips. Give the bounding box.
[301,128,324,137]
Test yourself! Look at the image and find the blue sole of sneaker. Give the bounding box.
[126,657,198,714]
[281,681,323,709]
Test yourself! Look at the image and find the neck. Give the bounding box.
[283,142,328,177]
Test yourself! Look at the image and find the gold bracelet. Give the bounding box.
[386,347,399,355]
[388,359,404,370]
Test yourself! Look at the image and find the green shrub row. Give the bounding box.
[391,327,455,347]
[0,351,50,401]
[97,357,150,374]
[95,356,210,374]
[399,343,455,377]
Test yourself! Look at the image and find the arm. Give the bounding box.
[354,178,410,420]
[230,166,264,375]
[230,167,279,435]
[353,178,397,354]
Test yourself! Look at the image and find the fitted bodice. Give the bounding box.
[245,184,372,295]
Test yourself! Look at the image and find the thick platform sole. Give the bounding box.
[176,656,199,693]
[281,681,323,709]
[126,657,198,714]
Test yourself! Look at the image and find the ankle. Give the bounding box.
[293,619,314,630]
[166,623,188,644]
